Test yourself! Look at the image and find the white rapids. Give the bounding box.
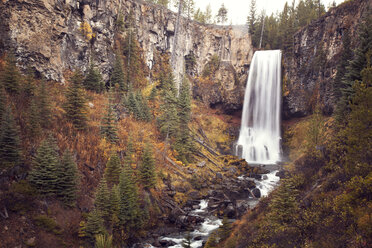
[236,50,282,164]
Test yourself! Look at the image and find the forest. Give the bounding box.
[0,0,371,247]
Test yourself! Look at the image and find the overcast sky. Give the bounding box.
[192,0,344,25]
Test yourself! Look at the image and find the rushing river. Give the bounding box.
[142,168,280,248]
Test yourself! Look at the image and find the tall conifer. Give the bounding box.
[104,153,121,186]
[0,106,21,171]
[28,135,60,196]
[100,92,118,143]
[140,143,156,189]
[85,209,105,244]
[84,63,104,93]
[57,150,79,206]
[158,73,179,139]
[39,80,52,128]
[95,177,110,220]
[118,145,139,231]
[28,97,41,138]
[111,53,125,91]
[1,53,20,94]
[64,70,88,130]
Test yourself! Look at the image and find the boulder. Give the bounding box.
[252,188,261,198]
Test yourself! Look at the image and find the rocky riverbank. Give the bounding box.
[135,159,282,248]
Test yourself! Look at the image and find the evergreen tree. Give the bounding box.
[174,79,192,162]
[118,152,139,231]
[1,53,20,94]
[28,97,41,138]
[109,184,120,221]
[85,209,105,244]
[100,93,118,143]
[247,0,257,36]
[64,70,88,130]
[158,73,179,139]
[57,150,79,206]
[134,91,151,122]
[38,80,52,128]
[122,12,144,90]
[0,106,21,171]
[338,12,372,121]
[23,68,36,99]
[216,4,228,24]
[104,153,121,187]
[28,135,60,196]
[140,143,156,189]
[84,63,104,93]
[125,88,137,115]
[95,177,110,220]
[333,29,353,102]
[111,53,125,91]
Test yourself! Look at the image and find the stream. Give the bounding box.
[141,167,280,248]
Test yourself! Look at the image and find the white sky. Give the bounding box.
[193,0,345,25]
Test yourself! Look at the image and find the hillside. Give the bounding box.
[0,0,371,247]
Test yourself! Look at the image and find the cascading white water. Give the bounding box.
[236,50,282,164]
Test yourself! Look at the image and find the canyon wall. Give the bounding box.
[283,0,372,118]
[0,0,253,113]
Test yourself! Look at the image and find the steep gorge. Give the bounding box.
[0,0,253,113]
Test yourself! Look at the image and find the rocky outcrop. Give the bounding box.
[0,0,252,112]
[283,0,371,118]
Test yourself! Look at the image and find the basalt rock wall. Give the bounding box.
[0,0,253,113]
[283,0,372,118]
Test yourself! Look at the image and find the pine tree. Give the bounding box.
[126,89,137,115]
[1,53,20,94]
[158,72,179,139]
[111,53,125,91]
[174,79,192,162]
[84,63,104,93]
[38,80,52,128]
[28,97,41,138]
[0,106,21,171]
[337,11,372,121]
[85,209,105,244]
[216,4,228,24]
[118,155,139,231]
[333,29,353,102]
[64,70,88,130]
[23,68,36,99]
[100,93,118,143]
[95,177,110,221]
[135,91,151,122]
[28,135,60,196]
[140,143,156,189]
[109,184,120,221]
[248,0,257,36]
[57,150,79,206]
[104,153,121,187]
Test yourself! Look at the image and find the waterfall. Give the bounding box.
[236,50,282,164]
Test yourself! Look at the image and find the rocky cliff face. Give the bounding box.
[0,0,252,112]
[283,0,371,118]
